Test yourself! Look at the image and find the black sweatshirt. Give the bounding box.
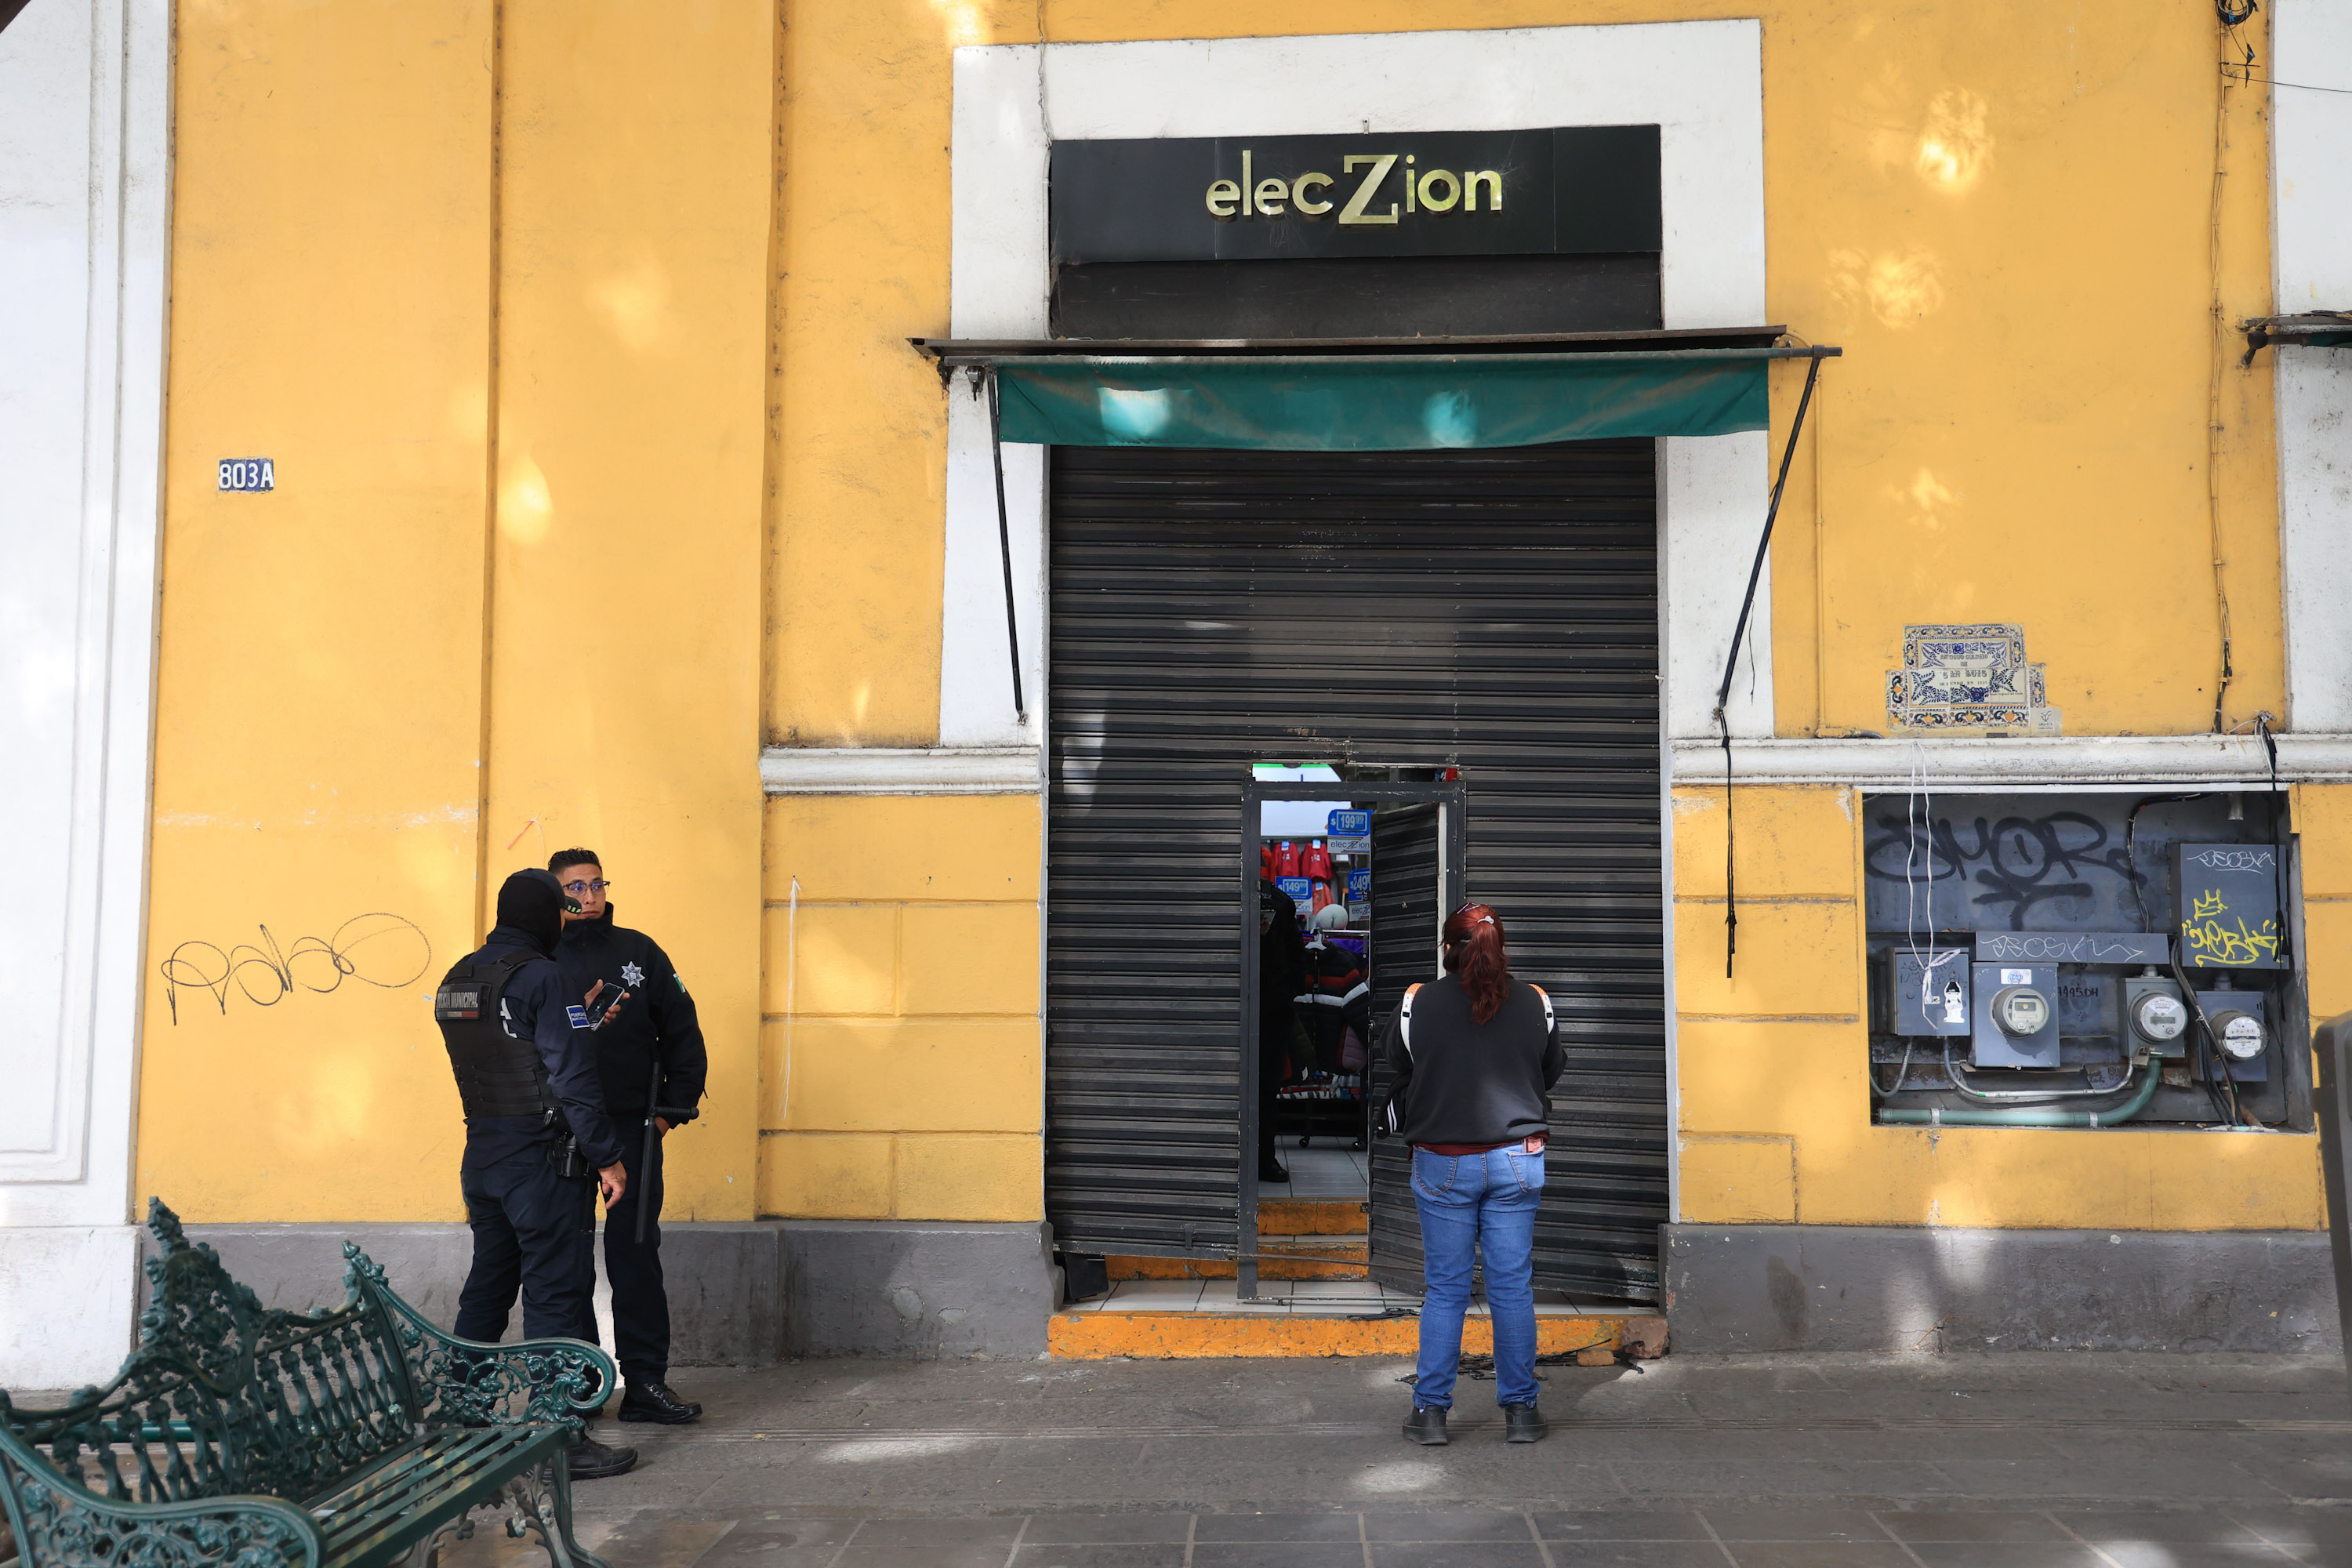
[1379,975,1564,1146]
[554,906,710,1122]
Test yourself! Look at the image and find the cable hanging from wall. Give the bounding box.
[1715,353,1825,979]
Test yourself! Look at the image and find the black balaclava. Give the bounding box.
[494,868,568,954]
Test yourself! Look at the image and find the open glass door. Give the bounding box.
[1366,793,1465,1292]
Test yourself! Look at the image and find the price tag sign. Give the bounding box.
[218,458,276,492]
[1326,808,1370,853]
[1276,877,1314,918]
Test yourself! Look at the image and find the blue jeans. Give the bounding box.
[1410,1144,1544,1410]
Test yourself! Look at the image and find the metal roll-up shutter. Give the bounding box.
[1046,439,1665,1301]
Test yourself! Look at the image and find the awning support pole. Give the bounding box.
[982,368,1029,724]
[1711,352,1824,979]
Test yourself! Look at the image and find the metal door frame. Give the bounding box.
[1237,776,1466,1298]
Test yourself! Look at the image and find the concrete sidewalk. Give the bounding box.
[467,1353,2352,1568]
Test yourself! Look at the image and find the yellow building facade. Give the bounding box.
[8,0,2351,1381]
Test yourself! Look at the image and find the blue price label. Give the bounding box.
[217,458,275,492]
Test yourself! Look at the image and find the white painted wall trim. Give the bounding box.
[760,746,1044,796]
[944,21,1773,746]
[1671,733,2351,788]
[2270,1,2352,731]
[0,0,171,1386]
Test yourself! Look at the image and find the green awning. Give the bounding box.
[991,350,1786,450]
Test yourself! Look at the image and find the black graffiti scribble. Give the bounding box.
[1862,811,2140,930]
[159,914,433,1024]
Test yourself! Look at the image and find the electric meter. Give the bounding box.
[2132,992,2187,1044]
[2196,986,2274,1083]
[2212,1009,2266,1062]
[1993,986,2051,1037]
[1971,961,2060,1068]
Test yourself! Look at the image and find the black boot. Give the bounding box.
[1503,1402,1548,1443]
[568,1436,638,1479]
[1258,1156,1290,1184]
[618,1379,703,1425]
[1401,1406,1449,1446]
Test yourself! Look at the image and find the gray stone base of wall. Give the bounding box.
[1663,1223,2343,1353]
[782,1220,1057,1360]
[162,1218,1055,1363]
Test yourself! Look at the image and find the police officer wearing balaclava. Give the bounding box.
[434,867,637,1480]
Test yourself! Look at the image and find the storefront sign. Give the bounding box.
[1051,127,1659,265]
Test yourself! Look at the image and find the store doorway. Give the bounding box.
[1044,439,1667,1305]
[1240,780,1464,1298]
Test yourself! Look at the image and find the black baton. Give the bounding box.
[634,1056,699,1244]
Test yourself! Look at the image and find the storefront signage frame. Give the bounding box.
[1050,126,1661,263]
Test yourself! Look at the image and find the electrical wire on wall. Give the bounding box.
[1875,743,1951,1099]
[2205,0,2260,731]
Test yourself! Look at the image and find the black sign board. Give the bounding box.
[1050,126,1661,266]
[2175,842,2285,970]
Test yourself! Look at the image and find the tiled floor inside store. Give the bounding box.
[1258,1145,1368,1200]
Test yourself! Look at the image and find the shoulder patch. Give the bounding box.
[675,973,688,996]
[565,1004,590,1029]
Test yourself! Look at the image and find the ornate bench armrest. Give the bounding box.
[0,1429,323,1568]
[345,1245,615,1432]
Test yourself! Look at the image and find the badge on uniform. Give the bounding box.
[566,1004,590,1029]
[621,961,645,987]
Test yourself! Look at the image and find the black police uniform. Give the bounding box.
[553,905,707,1406]
[438,870,627,1348]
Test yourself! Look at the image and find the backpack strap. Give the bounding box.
[1400,982,1422,1057]
[1532,983,1555,1035]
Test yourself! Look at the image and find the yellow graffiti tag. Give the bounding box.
[2182,889,2278,966]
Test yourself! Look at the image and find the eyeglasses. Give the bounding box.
[561,879,611,895]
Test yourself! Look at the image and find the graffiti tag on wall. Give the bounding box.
[1862,811,2138,930]
[2180,889,2279,967]
[159,915,433,1023]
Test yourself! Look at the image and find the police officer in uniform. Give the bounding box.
[436,867,639,1480]
[549,849,708,1427]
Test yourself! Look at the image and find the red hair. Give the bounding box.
[1443,902,1510,1024]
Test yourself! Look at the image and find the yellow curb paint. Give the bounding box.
[1047,1312,1623,1361]
[1257,1200,1368,1236]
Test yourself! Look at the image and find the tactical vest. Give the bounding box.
[435,950,559,1120]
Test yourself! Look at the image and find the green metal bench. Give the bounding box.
[0,1200,615,1568]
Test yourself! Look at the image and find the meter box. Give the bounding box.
[2195,984,2272,1082]
[2176,842,2285,970]
[1972,961,2060,1069]
[2122,974,2191,1058]
[1882,949,1971,1036]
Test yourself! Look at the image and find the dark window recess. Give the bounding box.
[1045,440,1666,1304]
[1050,253,1662,340]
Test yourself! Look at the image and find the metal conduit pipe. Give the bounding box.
[1939,1041,2134,1102]
[1876,1054,2161,1129]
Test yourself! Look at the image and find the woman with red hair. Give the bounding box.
[1383,902,1564,1446]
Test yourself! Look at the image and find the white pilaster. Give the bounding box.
[0,0,170,1386]
[2271,1,2352,731]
